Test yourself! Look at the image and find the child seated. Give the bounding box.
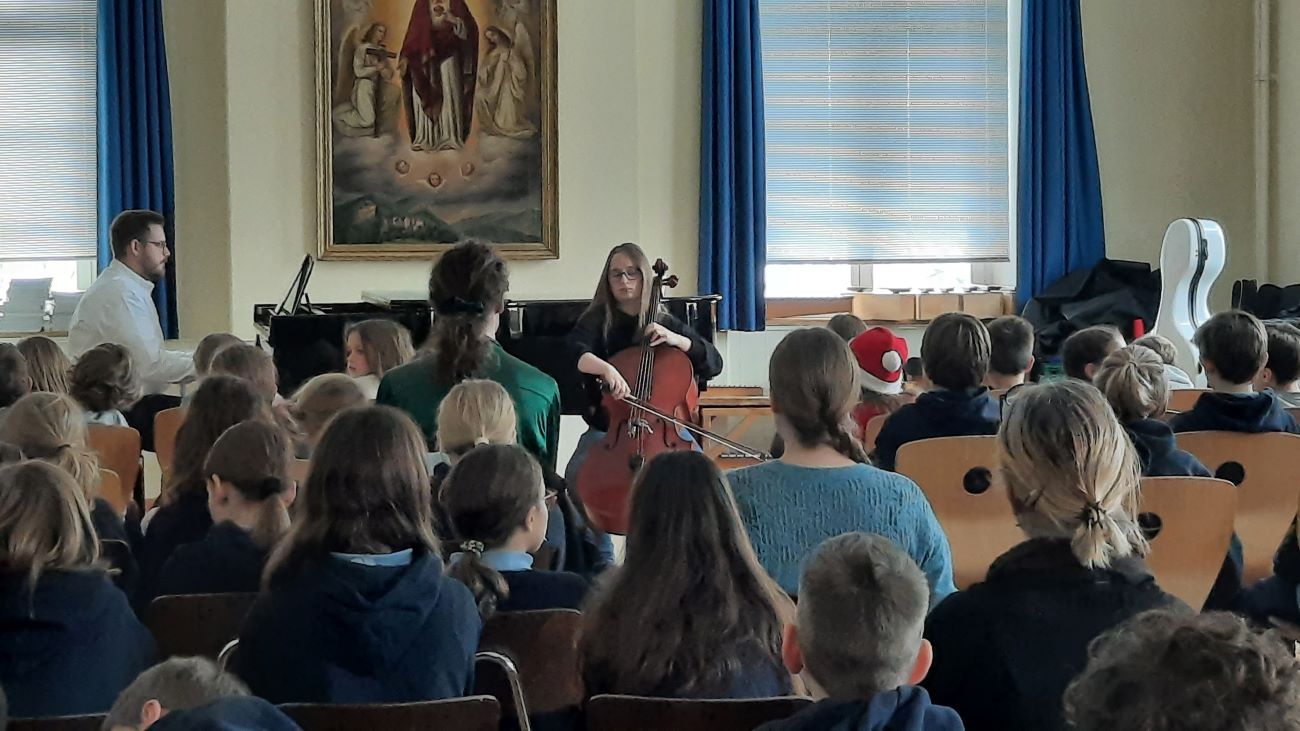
[345,319,415,399]
[210,343,279,404]
[1065,610,1300,731]
[1170,310,1300,434]
[903,356,930,394]
[17,335,71,393]
[1256,321,1300,407]
[70,342,142,427]
[443,443,589,617]
[847,326,912,439]
[873,313,1000,471]
[757,533,962,731]
[0,343,31,416]
[826,313,867,342]
[1094,346,1210,477]
[192,332,243,380]
[1061,325,1125,381]
[289,373,367,457]
[104,657,298,731]
[984,315,1034,390]
[1131,333,1195,389]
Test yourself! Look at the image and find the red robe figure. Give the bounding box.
[400,0,479,152]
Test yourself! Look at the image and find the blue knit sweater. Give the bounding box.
[729,461,957,606]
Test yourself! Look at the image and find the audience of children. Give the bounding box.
[826,313,868,342]
[984,315,1035,391]
[729,327,956,602]
[17,335,70,394]
[846,326,912,439]
[581,450,795,699]
[69,342,142,427]
[1060,325,1125,381]
[0,343,31,417]
[344,318,415,399]
[288,373,367,457]
[1094,345,1210,477]
[922,380,1185,731]
[209,343,280,406]
[1258,321,1300,407]
[872,312,1000,471]
[153,421,294,598]
[1130,333,1196,390]
[758,533,961,731]
[1064,610,1300,731]
[192,333,244,381]
[0,461,154,717]
[442,442,589,616]
[232,405,479,704]
[104,657,299,731]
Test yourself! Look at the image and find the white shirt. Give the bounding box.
[69,259,195,394]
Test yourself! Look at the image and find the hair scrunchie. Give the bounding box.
[460,540,485,556]
[435,296,486,316]
[1079,501,1107,529]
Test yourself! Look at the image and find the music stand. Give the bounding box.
[275,255,315,317]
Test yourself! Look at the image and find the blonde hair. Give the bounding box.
[437,379,517,457]
[1094,346,1168,422]
[17,336,70,394]
[0,392,100,501]
[291,373,367,444]
[0,461,100,589]
[999,380,1146,569]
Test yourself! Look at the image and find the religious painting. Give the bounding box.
[314,0,558,260]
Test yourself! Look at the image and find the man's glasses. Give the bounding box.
[608,269,642,282]
[141,240,169,250]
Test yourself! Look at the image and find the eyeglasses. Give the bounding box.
[141,239,169,250]
[608,269,642,282]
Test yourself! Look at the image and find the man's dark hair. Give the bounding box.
[1265,322,1300,387]
[103,657,249,730]
[1061,326,1122,381]
[1194,310,1268,385]
[1065,609,1300,731]
[0,344,30,408]
[920,312,990,390]
[986,316,1035,377]
[110,209,166,260]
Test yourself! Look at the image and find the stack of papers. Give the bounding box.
[0,278,52,333]
[49,291,83,332]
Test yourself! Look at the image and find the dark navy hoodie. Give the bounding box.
[1169,391,1300,435]
[1124,418,1212,477]
[150,697,301,731]
[0,570,155,718]
[234,550,480,704]
[873,388,1000,471]
[757,687,964,731]
[153,521,268,599]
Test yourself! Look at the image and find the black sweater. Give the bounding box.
[873,388,1000,471]
[154,521,269,598]
[1169,391,1300,434]
[1124,418,1212,477]
[496,569,590,612]
[138,488,213,597]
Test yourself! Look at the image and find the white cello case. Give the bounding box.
[1151,218,1226,388]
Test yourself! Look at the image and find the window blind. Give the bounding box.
[760,0,1009,264]
[0,1,97,261]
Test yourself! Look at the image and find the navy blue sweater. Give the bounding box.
[873,388,1000,471]
[497,569,590,612]
[0,570,155,718]
[757,687,964,731]
[154,522,269,599]
[1169,391,1300,434]
[1124,418,1212,477]
[139,488,213,597]
[583,636,793,699]
[150,697,301,731]
[234,550,480,704]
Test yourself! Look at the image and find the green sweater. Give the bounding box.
[376,342,562,471]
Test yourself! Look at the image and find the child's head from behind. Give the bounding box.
[769,328,868,463]
[167,375,271,503]
[17,336,69,394]
[204,421,294,549]
[69,342,142,413]
[1093,345,1168,422]
[0,343,30,408]
[1194,310,1267,387]
[985,315,1035,382]
[0,392,99,500]
[1061,326,1125,381]
[193,333,242,379]
[920,313,990,390]
[210,343,278,401]
[826,314,867,343]
[1130,334,1177,365]
[436,378,517,461]
[290,373,367,447]
[1258,322,1300,392]
[849,327,907,396]
[0,460,98,588]
[104,657,250,731]
[344,319,415,379]
[789,533,931,699]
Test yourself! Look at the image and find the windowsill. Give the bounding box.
[764,291,1013,327]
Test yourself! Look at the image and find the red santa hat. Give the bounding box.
[850,327,908,395]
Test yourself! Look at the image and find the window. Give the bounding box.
[760,0,1010,265]
[0,1,98,262]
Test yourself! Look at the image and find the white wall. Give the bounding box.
[1273,0,1300,286]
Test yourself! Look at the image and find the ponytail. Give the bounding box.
[246,476,291,549]
[427,241,509,387]
[448,540,511,619]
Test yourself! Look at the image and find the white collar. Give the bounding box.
[107,258,155,294]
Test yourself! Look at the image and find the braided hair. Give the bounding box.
[769,328,869,464]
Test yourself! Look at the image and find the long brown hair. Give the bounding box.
[290,373,367,446]
[580,451,791,696]
[442,443,544,618]
[204,421,294,549]
[0,461,100,591]
[0,392,100,502]
[427,240,510,386]
[345,319,415,379]
[769,328,869,463]
[581,243,656,339]
[165,376,272,505]
[17,336,70,394]
[264,405,439,585]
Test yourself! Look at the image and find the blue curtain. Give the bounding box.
[97,0,178,338]
[699,0,766,331]
[1017,0,1106,306]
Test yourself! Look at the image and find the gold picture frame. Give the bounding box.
[314,0,558,260]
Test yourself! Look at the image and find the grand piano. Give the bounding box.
[254,294,722,413]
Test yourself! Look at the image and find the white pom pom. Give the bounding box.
[881,350,902,373]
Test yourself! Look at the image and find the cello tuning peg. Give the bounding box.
[652,259,669,276]
[664,275,680,288]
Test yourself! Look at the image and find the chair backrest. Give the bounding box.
[477,609,583,717]
[585,695,812,731]
[280,697,501,731]
[97,468,127,516]
[153,406,186,473]
[87,424,141,505]
[895,435,1017,589]
[7,716,105,731]
[290,458,311,484]
[1138,477,1238,609]
[1166,389,1211,414]
[1176,431,1300,583]
[145,592,258,659]
[862,414,888,455]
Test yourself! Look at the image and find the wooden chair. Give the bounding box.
[585,695,812,731]
[1138,477,1238,610]
[280,697,501,731]
[153,406,186,473]
[96,468,127,516]
[477,609,583,723]
[895,436,1016,589]
[87,424,141,506]
[1167,389,1210,414]
[145,592,258,659]
[862,414,889,455]
[290,458,311,483]
[1176,431,1300,583]
[7,716,105,731]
